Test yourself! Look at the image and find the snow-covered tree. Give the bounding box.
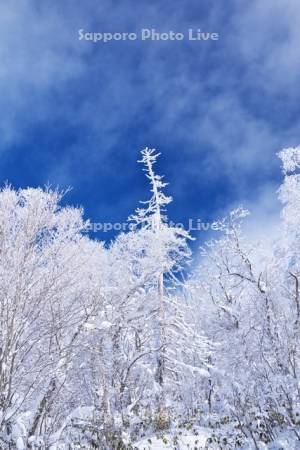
[3,145,300,449]
[130,148,210,424]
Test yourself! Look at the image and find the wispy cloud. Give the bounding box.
[0,0,299,245]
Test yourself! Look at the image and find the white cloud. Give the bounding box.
[0,0,299,213]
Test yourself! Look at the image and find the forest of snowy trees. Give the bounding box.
[1,146,300,449]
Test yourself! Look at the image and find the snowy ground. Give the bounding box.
[135,427,210,449]
[135,428,300,450]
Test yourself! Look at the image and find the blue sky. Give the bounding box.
[1,0,300,246]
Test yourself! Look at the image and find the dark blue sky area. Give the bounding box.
[1,0,300,245]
